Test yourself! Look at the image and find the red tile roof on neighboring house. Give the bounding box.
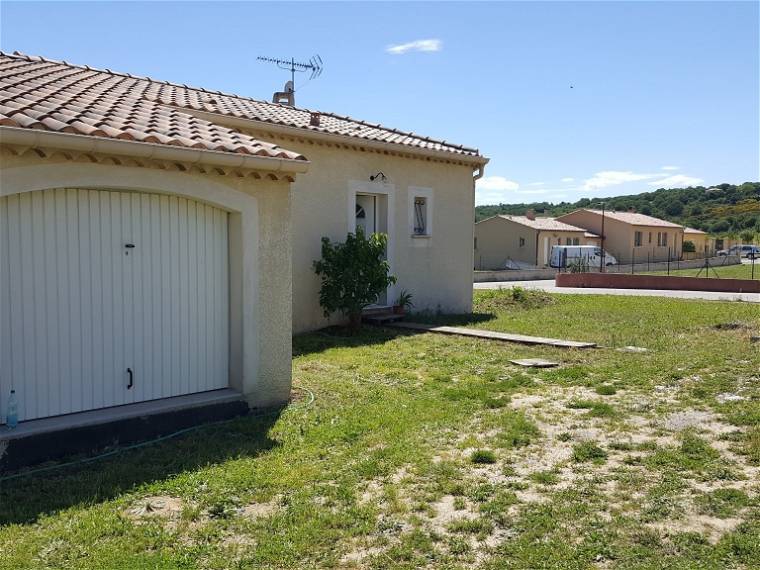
[495,215,590,232]
[684,227,708,234]
[583,209,683,228]
[0,51,481,160]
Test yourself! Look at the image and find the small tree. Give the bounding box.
[739,229,756,244]
[313,228,397,332]
[682,240,696,253]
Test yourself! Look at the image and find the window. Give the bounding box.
[566,237,572,245]
[662,232,668,247]
[474,237,478,250]
[648,232,652,244]
[413,197,427,235]
[409,187,433,237]
[634,231,643,247]
[657,232,662,246]
[572,238,580,246]
[519,237,525,247]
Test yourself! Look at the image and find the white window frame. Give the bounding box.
[408,186,433,238]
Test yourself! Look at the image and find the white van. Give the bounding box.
[550,245,617,268]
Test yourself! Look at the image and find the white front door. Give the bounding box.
[0,189,230,423]
[355,194,376,235]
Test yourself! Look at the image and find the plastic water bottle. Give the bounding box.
[6,389,18,429]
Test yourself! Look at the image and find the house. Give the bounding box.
[556,209,685,263]
[0,52,485,433]
[683,227,714,256]
[474,212,600,269]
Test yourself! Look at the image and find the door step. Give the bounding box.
[363,312,406,325]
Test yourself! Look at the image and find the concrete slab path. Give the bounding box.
[389,322,596,349]
[474,279,760,303]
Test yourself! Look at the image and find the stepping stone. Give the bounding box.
[510,358,559,368]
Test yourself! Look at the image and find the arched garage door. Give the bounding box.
[0,188,230,424]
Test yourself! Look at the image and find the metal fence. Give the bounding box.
[556,250,756,280]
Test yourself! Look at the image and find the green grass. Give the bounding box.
[470,449,497,464]
[1,292,758,569]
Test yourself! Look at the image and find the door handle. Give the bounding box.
[127,367,134,390]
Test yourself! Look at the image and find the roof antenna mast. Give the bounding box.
[257,55,323,106]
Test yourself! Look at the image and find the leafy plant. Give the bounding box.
[313,228,397,332]
[682,240,696,253]
[395,290,414,311]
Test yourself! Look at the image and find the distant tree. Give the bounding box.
[664,200,684,216]
[740,229,756,244]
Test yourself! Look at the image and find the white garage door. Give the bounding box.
[0,189,229,424]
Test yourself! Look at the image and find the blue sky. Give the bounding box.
[2,1,758,206]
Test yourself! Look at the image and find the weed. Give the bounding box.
[470,449,497,464]
[572,442,608,463]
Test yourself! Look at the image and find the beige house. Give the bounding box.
[556,209,684,263]
[683,227,714,256]
[0,52,485,429]
[474,213,600,269]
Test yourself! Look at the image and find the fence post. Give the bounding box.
[667,248,671,275]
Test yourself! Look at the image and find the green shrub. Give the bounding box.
[313,228,397,332]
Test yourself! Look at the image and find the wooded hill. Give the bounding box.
[476,182,760,236]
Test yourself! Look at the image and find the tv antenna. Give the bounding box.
[257,55,323,92]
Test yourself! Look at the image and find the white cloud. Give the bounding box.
[647,174,703,188]
[661,165,680,171]
[516,189,547,195]
[561,177,575,183]
[476,176,519,192]
[475,176,520,206]
[386,39,442,55]
[527,182,545,186]
[583,170,660,191]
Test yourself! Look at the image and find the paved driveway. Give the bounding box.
[474,279,760,303]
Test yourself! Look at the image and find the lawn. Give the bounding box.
[1,292,759,569]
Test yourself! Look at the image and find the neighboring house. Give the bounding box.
[0,52,485,429]
[683,227,714,256]
[556,209,685,263]
[474,212,600,269]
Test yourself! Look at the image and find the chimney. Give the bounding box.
[526,209,536,221]
[272,80,295,106]
[309,112,320,127]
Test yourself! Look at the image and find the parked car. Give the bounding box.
[550,245,618,268]
[718,245,759,258]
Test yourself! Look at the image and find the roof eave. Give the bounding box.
[181,108,489,167]
[0,127,310,174]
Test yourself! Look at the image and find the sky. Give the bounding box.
[1,1,758,206]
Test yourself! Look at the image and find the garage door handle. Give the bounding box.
[127,368,134,390]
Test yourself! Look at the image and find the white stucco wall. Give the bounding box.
[236,132,478,333]
[0,151,294,408]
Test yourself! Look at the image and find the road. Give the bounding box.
[474,279,760,303]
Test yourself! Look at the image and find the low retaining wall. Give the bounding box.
[475,268,557,282]
[556,272,760,294]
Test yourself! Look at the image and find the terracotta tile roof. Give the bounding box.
[584,209,683,228]
[0,51,481,159]
[684,227,708,235]
[584,231,600,238]
[0,52,307,162]
[497,215,589,232]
